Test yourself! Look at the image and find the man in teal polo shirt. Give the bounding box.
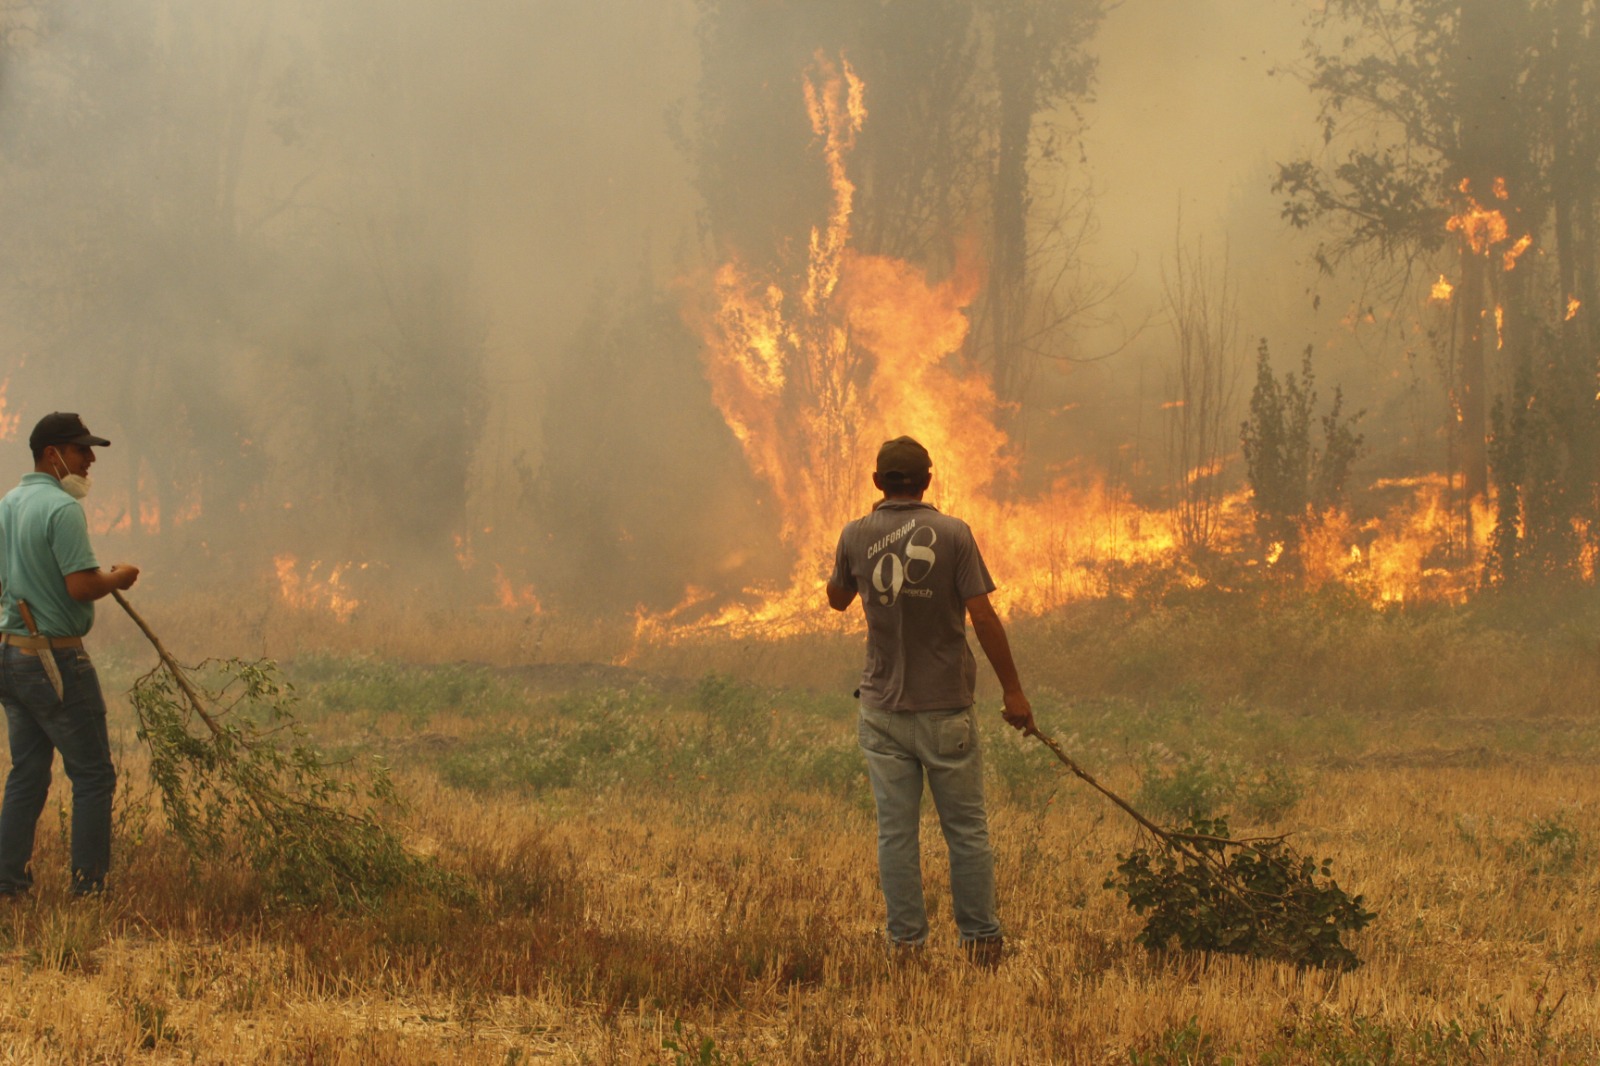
[0,412,139,897]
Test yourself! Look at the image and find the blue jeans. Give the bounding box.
[858,704,1000,945]
[0,644,116,895]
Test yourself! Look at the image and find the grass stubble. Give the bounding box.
[0,588,1597,1063]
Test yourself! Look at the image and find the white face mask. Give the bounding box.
[51,452,92,500]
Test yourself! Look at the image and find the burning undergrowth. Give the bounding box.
[619,52,1504,650]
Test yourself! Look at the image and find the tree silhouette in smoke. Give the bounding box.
[534,289,779,613]
[1275,0,1600,586]
[0,0,490,581]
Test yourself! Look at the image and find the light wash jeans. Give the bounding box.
[858,703,1000,946]
[0,644,116,895]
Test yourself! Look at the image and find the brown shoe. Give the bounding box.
[963,936,1003,970]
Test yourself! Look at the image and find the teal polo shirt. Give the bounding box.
[0,472,99,638]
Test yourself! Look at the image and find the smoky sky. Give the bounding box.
[0,0,1452,612]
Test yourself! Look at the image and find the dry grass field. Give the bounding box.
[1,586,1598,1064]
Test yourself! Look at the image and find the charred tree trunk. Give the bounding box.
[1456,252,1491,503]
[1547,0,1600,562]
[1453,0,1530,505]
[989,4,1035,432]
[1551,0,1599,354]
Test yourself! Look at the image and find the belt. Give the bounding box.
[1,633,85,651]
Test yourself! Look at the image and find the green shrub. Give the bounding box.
[430,678,870,806]
[790,744,868,803]
[1135,750,1237,822]
[1259,1011,1493,1065]
[1237,762,1304,824]
[1132,749,1303,827]
[983,728,1060,804]
[1129,1016,1225,1066]
[437,706,656,795]
[694,673,770,749]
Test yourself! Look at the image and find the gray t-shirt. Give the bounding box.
[829,499,996,712]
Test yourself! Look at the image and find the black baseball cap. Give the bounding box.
[875,436,931,481]
[29,412,111,450]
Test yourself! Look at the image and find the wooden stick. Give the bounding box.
[111,590,223,738]
[1030,728,1268,915]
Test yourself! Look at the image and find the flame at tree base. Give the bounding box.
[630,472,1191,649]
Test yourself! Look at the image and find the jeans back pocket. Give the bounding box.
[933,710,971,757]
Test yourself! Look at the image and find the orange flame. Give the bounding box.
[453,531,476,570]
[653,52,1197,644]
[273,554,361,622]
[1430,274,1454,302]
[1446,178,1531,271]
[1301,476,1493,605]
[1185,458,1226,487]
[0,378,19,442]
[673,52,1040,640]
[1446,184,1508,254]
[639,56,1508,647]
[689,53,999,576]
[81,458,202,536]
[802,50,866,316]
[1567,296,1582,322]
[491,565,543,613]
[1502,234,1533,272]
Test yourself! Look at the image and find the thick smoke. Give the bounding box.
[0,0,1506,616]
[0,0,705,609]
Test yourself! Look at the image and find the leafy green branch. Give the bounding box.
[1032,730,1375,969]
[117,592,462,909]
[1107,815,1375,970]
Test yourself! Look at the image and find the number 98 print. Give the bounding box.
[872,526,938,605]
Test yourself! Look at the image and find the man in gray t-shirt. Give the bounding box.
[827,436,1035,967]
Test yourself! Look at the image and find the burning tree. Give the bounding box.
[683,52,1013,610]
[550,4,1205,627]
[689,0,1106,442]
[625,48,1187,639]
[1240,342,1365,571]
[1275,0,1600,586]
